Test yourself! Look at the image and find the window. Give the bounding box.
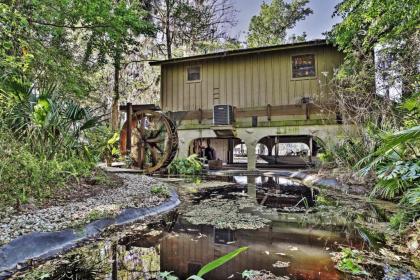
[292,54,316,78]
[187,66,201,81]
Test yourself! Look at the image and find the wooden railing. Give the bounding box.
[166,103,337,123]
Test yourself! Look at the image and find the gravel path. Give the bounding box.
[0,174,167,245]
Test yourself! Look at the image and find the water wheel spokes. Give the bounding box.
[120,110,178,173]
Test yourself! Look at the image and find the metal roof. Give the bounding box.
[150,39,330,66]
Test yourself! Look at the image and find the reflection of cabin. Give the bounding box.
[150,40,345,169]
[160,220,353,280]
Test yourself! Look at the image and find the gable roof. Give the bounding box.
[150,39,331,66]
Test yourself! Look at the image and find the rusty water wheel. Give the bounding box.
[120,110,178,173]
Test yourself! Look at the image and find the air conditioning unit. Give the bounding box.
[213,105,234,125]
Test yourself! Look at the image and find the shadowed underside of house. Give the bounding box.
[150,40,350,170]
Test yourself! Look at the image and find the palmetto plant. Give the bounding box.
[0,80,105,160]
[357,125,420,199]
[0,80,108,206]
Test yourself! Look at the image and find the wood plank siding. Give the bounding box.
[159,45,343,112]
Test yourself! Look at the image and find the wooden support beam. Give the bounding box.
[119,104,160,112]
[126,102,132,153]
[166,103,336,122]
[198,108,203,124]
[309,136,313,163]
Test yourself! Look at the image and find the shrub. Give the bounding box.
[168,155,203,175]
[0,129,98,207]
[0,88,107,208]
[150,185,171,198]
[320,139,370,168]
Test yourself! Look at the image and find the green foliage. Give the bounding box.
[159,247,248,280]
[168,155,203,175]
[320,139,369,168]
[0,81,109,207]
[389,212,405,231]
[194,247,248,278]
[150,185,171,198]
[355,99,419,231]
[328,0,420,237]
[356,227,385,248]
[316,195,336,207]
[0,130,95,207]
[318,151,335,164]
[390,187,420,231]
[0,0,155,100]
[329,0,419,56]
[247,0,312,47]
[335,248,368,276]
[91,130,120,165]
[358,126,420,200]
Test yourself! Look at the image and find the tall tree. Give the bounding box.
[246,0,312,48]
[148,0,237,59]
[0,0,155,130]
[328,0,420,127]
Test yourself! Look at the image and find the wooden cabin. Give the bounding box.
[150,40,346,170]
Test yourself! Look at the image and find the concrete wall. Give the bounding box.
[177,124,351,170]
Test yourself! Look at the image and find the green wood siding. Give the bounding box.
[160,45,343,112]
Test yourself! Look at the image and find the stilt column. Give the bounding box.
[245,140,257,171]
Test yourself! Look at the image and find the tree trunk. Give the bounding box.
[111,51,121,131]
[165,0,172,59]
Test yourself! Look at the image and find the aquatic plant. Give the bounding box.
[195,247,248,278]
[159,247,249,280]
[332,248,369,276]
[184,198,270,230]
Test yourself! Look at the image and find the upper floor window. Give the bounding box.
[187,66,201,81]
[292,54,316,79]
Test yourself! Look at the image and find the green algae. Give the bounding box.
[184,198,271,230]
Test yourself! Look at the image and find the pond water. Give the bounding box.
[14,175,374,280]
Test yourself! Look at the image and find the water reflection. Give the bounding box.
[14,175,365,280]
[159,175,358,280]
[160,218,358,280]
[209,175,318,212]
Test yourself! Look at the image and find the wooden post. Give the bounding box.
[126,102,132,154]
[227,138,234,164]
[305,103,310,120]
[267,104,272,121]
[309,136,313,164]
[111,241,118,280]
[198,108,203,124]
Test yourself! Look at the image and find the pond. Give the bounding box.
[10,175,384,280]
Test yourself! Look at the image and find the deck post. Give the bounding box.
[247,176,257,201]
[126,102,132,153]
[245,140,257,171]
[227,138,234,164]
[309,136,313,163]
